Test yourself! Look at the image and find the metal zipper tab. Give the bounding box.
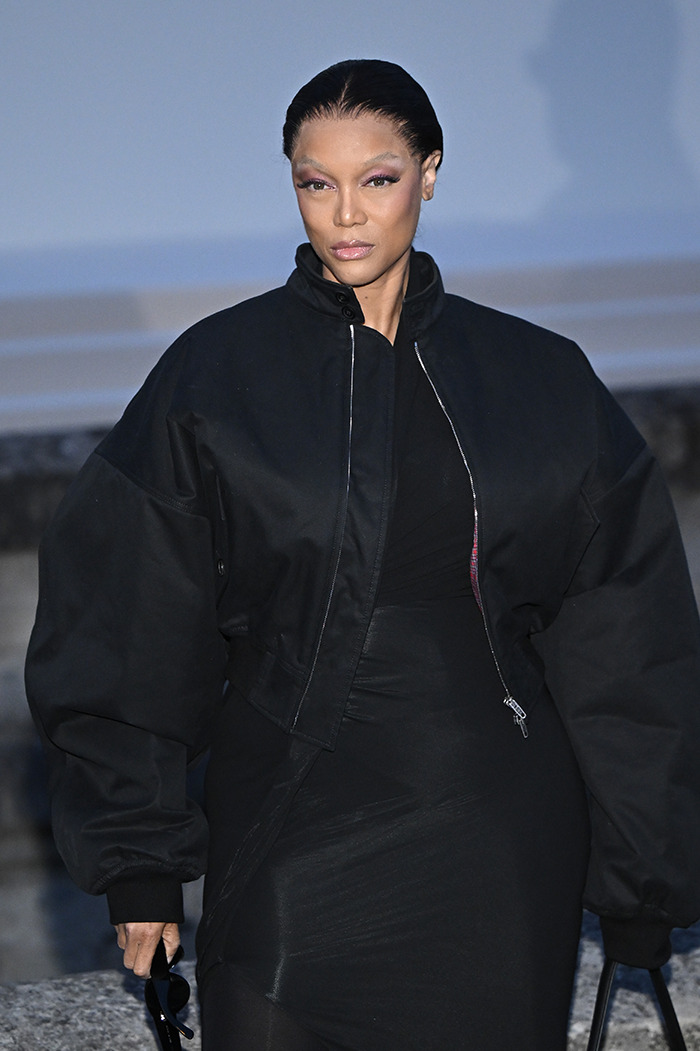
[505,696,529,738]
[413,341,528,740]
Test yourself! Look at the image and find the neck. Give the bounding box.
[355,274,407,344]
[324,255,410,344]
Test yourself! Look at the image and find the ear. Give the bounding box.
[421,151,441,201]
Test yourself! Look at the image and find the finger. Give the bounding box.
[122,922,165,976]
[133,941,160,978]
[131,933,161,978]
[161,922,181,962]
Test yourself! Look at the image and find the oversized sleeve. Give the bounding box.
[25,339,228,915]
[533,379,700,934]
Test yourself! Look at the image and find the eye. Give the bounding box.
[366,175,399,188]
[296,178,331,192]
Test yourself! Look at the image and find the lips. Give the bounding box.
[330,241,375,261]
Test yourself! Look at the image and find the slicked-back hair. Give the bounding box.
[283,59,443,168]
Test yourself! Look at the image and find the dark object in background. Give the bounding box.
[0,429,106,549]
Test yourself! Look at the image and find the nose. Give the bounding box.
[334,186,366,228]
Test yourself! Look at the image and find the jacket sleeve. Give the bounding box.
[25,342,228,906]
[533,380,700,933]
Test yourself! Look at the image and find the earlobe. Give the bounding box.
[422,173,436,201]
[421,151,441,201]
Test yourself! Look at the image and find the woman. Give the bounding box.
[26,60,700,1050]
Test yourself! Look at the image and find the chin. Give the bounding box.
[324,256,399,290]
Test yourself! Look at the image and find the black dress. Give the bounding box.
[199,319,590,1051]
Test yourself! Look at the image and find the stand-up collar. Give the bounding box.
[287,242,446,334]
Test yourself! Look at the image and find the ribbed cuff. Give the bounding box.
[600,915,673,969]
[106,874,184,925]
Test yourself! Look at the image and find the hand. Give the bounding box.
[115,921,181,978]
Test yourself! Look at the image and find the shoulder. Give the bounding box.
[442,291,580,353]
[438,291,595,392]
[125,282,293,397]
[434,291,644,478]
[183,284,290,347]
[97,284,292,475]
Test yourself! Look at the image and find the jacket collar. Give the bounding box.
[287,242,445,334]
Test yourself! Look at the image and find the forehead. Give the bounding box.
[291,112,413,167]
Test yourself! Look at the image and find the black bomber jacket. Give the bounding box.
[26,244,700,958]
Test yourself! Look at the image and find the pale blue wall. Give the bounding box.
[1,0,699,294]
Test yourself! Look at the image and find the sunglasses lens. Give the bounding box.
[167,972,190,1014]
[145,972,193,1043]
[144,940,194,1045]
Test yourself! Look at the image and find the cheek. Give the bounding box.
[294,191,309,216]
[296,195,330,233]
[384,184,423,228]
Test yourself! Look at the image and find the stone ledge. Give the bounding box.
[1,925,699,1051]
[0,429,107,550]
[0,963,200,1051]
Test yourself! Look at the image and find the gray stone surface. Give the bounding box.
[0,962,201,1051]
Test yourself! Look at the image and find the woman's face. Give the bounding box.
[291,112,440,291]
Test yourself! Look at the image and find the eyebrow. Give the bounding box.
[293,151,404,171]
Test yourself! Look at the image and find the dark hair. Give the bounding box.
[283,59,443,169]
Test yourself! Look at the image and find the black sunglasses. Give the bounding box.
[144,940,194,1049]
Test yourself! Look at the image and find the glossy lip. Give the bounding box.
[330,240,375,261]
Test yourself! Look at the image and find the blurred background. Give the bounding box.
[1,0,700,985]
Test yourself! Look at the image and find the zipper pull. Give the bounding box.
[504,696,528,738]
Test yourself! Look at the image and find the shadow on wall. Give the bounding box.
[434,0,700,271]
[530,0,700,219]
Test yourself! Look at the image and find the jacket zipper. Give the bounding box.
[414,342,528,738]
[291,325,355,729]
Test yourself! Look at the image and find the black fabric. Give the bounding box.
[107,874,184,925]
[25,242,700,957]
[200,966,342,1050]
[200,339,590,1049]
[376,317,471,603]
[209,599,589,1050]
[599,915,673,969]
